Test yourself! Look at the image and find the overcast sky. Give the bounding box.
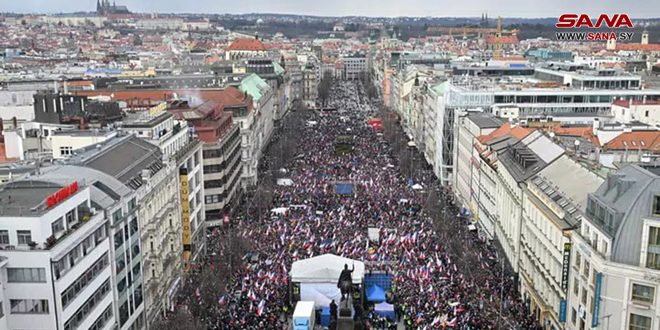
[1,0,658,18]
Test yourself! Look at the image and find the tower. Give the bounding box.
[96,0,101,13]
[607,37,616,51]
[642,30,649,45]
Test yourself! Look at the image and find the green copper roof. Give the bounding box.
[430,81,450,95]
[273,62,285,76]
[239,73,270,102]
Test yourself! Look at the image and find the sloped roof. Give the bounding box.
[485,35,519,45]
[551,126,601,146]
[478,122,533,144]
[76,135,164,189]
[615,43,660,51]
[603,131,660,152]
[239,73,270,103]
[227,38,267,51]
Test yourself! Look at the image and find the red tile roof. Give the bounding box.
[603,131,660,152]
[615,43,660,52]
[551,126,601,146]
[226,38,267,51]
[485,35,519,45]
[478,122,532,144]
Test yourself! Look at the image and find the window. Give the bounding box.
[128,198,136,211]
[583,261,590,279]
[119,301,129,326]
[52,218,64,234]
[10,299,49,314]
[632,284,655,304]
[114,231,124,250]
[113,209,123,223]
[17,230,32,245]
[0,230,8,244]
[649,227,660,246]
[654,197,660,216]
[61,253,108,307]
[571,307,577,325]
[60,146,73,156]
[132,243,140,259]
[0,301,3,318]
[7,268,46,283]
[647,252,660,270]
[63,280,110,330]
[117,278,126,294]
[573,278,579,295]
[575,252,582,270]
[116,254,126,273]
[130,218,138,237]
[629,313,652,330]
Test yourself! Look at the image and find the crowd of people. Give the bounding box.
[175,80,541,329]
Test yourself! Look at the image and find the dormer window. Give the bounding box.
[654,196,660,216]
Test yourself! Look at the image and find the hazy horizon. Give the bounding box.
[1,0,659,19]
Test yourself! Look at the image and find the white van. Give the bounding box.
[292,301,316,330]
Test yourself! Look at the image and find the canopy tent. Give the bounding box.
[412,183,423,190]
[374,302,396,320]
[277,178,294,186]
[335,182,354,196]
[291,254,365,284]
[366,285,386,303]
[271,207,288,215]
[364,273,393,291]
[291,254,365,308]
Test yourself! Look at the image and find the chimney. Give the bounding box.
[592,118,600,135]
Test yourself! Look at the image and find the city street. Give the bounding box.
[176,80,541,329]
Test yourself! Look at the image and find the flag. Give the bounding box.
[256,299,266,316]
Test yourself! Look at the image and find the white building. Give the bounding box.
[0,164,144,330]
[51,130,118,159]
[3,122,76,160]
[452,111,502,209]
[135,18,183,31]
[566,164,660,330]
[611,100,660,126]
[494,131,564,272]
[519,155,603,330]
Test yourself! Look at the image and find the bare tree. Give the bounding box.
[153,308,205,330]
[318,71,333,107]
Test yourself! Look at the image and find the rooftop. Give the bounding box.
[68,134,164,190]
[0,180,66,217]
[467,113,503,129]
[122,110,173,128]
[227,38,267,52]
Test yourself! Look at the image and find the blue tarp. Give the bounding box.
[366,285,386,303]
[335,183,354,195]
[364,273,393,291]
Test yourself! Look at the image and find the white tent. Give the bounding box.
[291,254,365,308]
[412,184,423,190]
[271,207,289,215]
[291,254,365,284]
[277,178,294,186]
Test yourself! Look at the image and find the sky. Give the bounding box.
[0,0,658,18]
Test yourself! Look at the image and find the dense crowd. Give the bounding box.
[176,80,541,329]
